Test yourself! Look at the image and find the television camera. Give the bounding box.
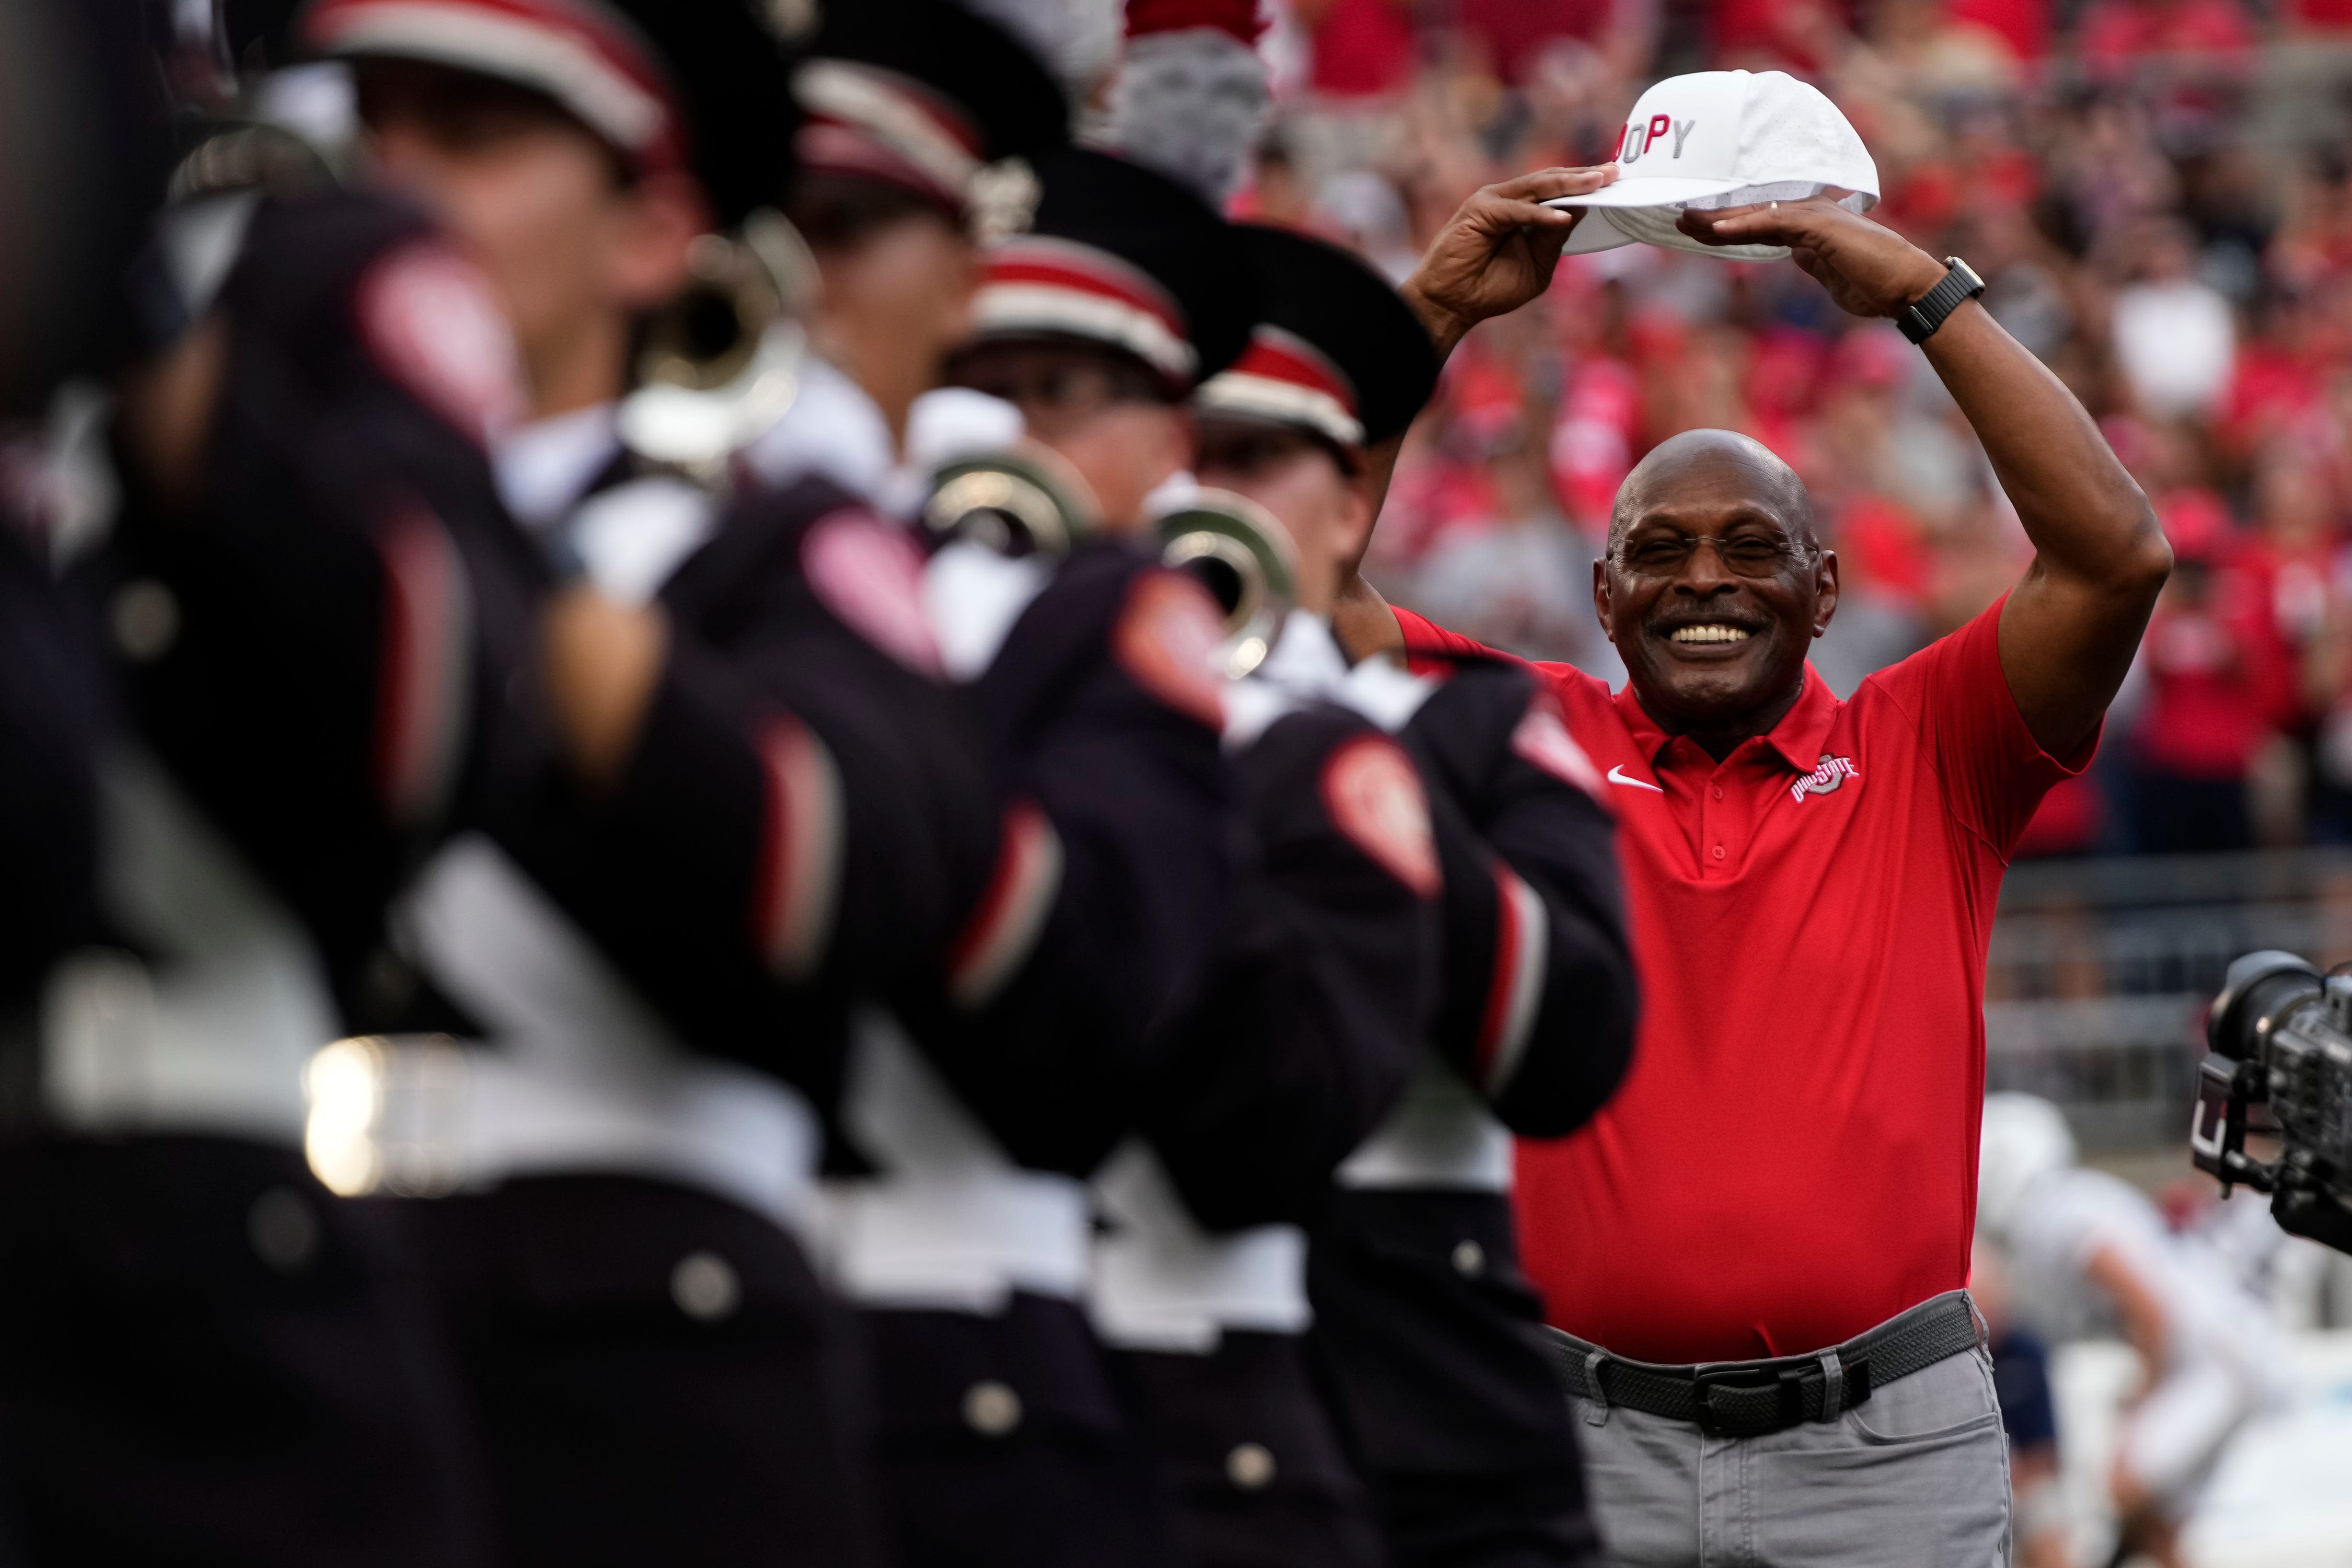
[2193,951,2352,1253]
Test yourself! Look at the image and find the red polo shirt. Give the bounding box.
[1396,598,2091,1362]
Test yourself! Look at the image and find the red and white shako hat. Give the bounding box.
[966,147,1257,395]
[297,0,803,225]
[1195,224,1438,463]
[793,0,1068,218]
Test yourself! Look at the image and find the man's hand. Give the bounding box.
[1401,167,1616,358]
[1676,197,1947,318]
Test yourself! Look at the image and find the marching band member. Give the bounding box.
[293,2,917,1561]
[1191,226,1639,1568]
[29,45,534,1568]
[1083,222,1449,1568]
[746,0,1069,506]
[817,142,1254,1568]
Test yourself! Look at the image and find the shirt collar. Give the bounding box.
[1613,661,1840,774]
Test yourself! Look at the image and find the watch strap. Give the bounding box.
[1896,257,1986,345]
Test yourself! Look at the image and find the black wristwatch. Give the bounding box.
[1895,257,1986,345]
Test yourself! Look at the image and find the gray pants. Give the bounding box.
[1569,1342,2011,1568]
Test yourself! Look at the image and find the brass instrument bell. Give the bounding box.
[1157,488,1296,679]
[618,210,813,475]
[921,449,1097,559]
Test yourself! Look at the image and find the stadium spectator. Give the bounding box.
[2125,491,2270,850]
[2111,218,2236,421]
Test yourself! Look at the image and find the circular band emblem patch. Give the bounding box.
[355,241,523,446]
[1113,570,1227,730]
[1321,735,1441,896]
[801,509,942,676]
[1512,697,1606,800]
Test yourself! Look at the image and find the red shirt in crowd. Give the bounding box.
[1304,0,1415,97]
[2131,595,2273,777]
[1395,597,2090,1362]
[1950,0,2050,57]
[1455,0,1609,81]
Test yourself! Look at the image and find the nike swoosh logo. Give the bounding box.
[1606,765,1664,793]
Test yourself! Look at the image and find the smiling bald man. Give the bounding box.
[1340,179,2171,1565]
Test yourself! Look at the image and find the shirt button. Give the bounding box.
[111,580,179,661]
[1451,1239,1485,1277]
[671,1251,741,1321]
[1227,1443,1276,1490]
[1711,786,1724,801]
[248,1187,319,1274]
[1711,844,1726,860]
[963,1380,1023,1437]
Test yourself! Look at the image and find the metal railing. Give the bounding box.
[1985,850,2352,1149]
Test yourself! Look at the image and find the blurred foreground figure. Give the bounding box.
[1191,227,1636,1568]
[0,0,168,1555]
[292,0,965,1561]
[0,3,556,1561]
[0,0,152,1050]
[1980,1095,2287,1568]
[1339,169,2172,1564]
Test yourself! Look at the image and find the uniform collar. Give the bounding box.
[495,401,621,529]
[1223,610,1346,751]
[1252,609,1350,697]
[742,352,898,504]
[1613,661,1839,774]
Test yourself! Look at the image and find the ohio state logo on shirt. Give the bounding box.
[1791,753,1860,802]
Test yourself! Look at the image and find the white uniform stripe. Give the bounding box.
[1195,371,1365,448]
[1479,864,1550,1098]
[307,3,666,152]
[795,60,979,197]
[973,284,1196,381]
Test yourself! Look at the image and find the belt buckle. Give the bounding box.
[1691,1363,1806,1437]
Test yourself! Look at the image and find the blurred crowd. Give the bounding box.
[1243,0,2352,854]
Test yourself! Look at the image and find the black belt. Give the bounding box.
[1546,1290,1984,1439]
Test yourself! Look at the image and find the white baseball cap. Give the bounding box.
[1550,70,1879,261]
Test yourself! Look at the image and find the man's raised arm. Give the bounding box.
[1335,166,1616,663]
[1680,199,2170,756]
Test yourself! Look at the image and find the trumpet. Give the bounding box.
[617,209,814,478]
[1157,488,1296,679]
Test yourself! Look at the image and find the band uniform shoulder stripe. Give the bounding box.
[751,712,845,983]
